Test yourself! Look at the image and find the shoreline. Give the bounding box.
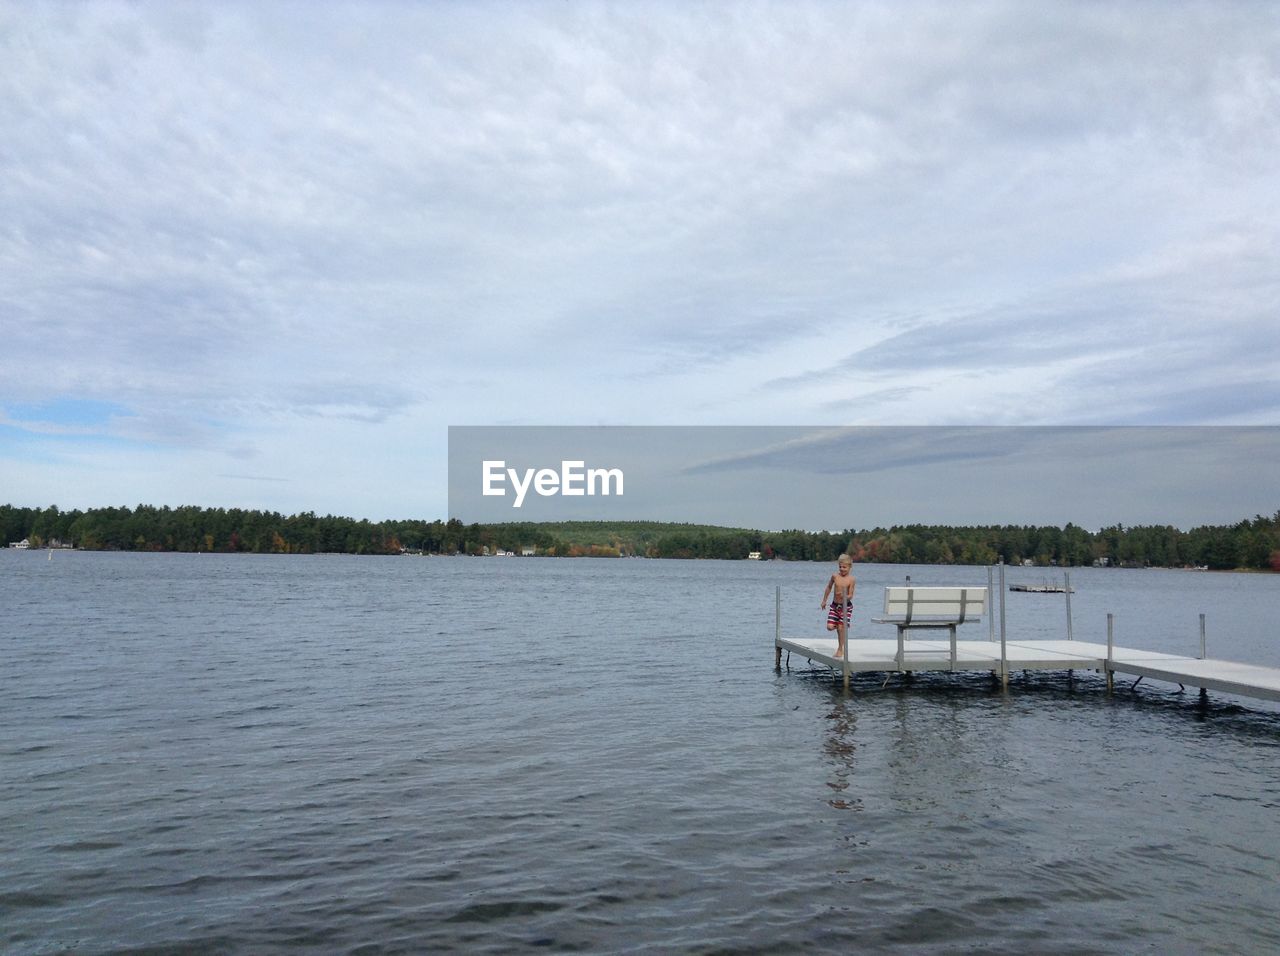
[5,547,1271,574]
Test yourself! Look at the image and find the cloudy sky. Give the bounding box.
[2,2,1278,524]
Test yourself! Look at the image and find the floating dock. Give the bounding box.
[774,635,1280,703]
[774,576,1280,705]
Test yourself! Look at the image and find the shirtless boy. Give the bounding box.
[821,553,856,659]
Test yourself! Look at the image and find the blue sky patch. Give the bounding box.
[5,399,132,430]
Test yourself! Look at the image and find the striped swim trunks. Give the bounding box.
[827,600,852,627]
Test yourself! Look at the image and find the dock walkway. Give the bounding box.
[775,635,1280,703]
[775,568,1280,705]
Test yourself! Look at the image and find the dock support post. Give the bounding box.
[999,561,1008,688]
[1105,613,1114,694]
[1064,569,1074,680]
[1199,612,1207,699]
[987,565,995,642]
[1064,571,1074,641]
[774,585,782,668]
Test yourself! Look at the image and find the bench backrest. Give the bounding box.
[882,586,987,623]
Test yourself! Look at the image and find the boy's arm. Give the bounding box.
[821,574,834,605]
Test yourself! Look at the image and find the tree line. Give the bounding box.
[3,504,1279,571]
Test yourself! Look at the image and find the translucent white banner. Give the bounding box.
[447,426,1280,530]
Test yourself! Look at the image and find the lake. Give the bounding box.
[3,551,1279,953]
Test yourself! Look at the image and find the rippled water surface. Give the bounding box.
[4,552,1279,954]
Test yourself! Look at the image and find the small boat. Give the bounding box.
[1009,582,1074,593]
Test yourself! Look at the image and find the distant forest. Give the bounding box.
[4,503,1280,571]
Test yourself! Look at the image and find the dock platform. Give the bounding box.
[776,636,1280,703]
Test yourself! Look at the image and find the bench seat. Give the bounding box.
[871,586,988,668]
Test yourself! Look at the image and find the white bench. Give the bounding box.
[872,586,988,668]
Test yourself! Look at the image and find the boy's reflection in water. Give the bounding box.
[824,697,863,811]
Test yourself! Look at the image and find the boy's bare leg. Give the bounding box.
[837,623,847,658]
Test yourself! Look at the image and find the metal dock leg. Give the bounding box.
[1105,613,1115,694]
